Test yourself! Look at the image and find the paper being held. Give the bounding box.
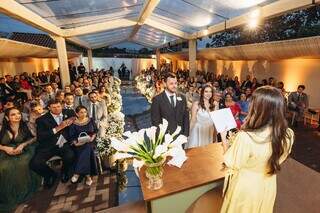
[209,108,237,133]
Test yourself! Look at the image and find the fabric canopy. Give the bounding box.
[162,36,320,61]
[0,38,81,58]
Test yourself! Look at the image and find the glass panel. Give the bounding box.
[16,0,143,28]
[78,27,133,46]
[151,0,277,32]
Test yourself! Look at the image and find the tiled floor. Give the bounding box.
[14,172,117,213]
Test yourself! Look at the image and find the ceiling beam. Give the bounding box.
[144,19,192,39]
[64,19,137,37]
[129,0,160,39]
[192,0,318,39]
[0,0,64,36]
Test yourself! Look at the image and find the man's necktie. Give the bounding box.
[79,96,82,106]
[92,104,96,121]
[170,95,175,108]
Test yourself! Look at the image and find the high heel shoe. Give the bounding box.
[85,176,93,186]
[71,175,79,184]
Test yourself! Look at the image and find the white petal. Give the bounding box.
[113,152,133,160]
[170,135,188,148]
[111,138,130,152]
[163,134,173,146]
[167,155,188,168]
[154,144,168,158]
[172,126,182,137]
[133,158,145,170]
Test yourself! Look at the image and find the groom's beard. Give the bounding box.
[166,88,176,94]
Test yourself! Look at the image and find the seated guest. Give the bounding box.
[41,84,55,107]
[0,108,41,212]
[225,94,241,129]
[64,93,75,111]
[288,85,309,125]
[20,75,33,100]
[23,90,45,114]
[74,87,88,107]
[30,100,76,188]
[55,90,65,104]
[98,86,111,108]
[85,91,108,138]
[0,99,29,126]
[213,91,225,110]
[238,93,249,124]
[28,101,47,136]
[241,75,252,90]
[69,106,98,186]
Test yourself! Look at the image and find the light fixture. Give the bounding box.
[247,8,261,29]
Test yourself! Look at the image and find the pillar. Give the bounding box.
[156,48,161,72]
[172,59,177,73]
[55,36,70,88]
[87,49,93,72]
[188,39,197,77]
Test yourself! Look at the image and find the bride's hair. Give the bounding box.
[242,86,290,174]
[199,85,215,111]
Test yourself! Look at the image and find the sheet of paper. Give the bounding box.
[209,108,237,133]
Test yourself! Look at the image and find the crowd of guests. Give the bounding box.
[141,65,315,145]
[0,64,117,211]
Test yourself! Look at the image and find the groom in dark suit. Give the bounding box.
[30,99,76,188]
[151,72,189,136]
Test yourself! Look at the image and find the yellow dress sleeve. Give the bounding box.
[279,128,295,164]
[224,131,251,171]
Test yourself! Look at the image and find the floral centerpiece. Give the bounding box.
[111,119,188,190]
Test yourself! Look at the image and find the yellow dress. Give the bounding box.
[220,127,294,213]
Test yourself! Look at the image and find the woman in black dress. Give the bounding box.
[69,106,98,186]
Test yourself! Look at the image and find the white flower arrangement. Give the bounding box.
[111,119,188,171]
[135,74,155,103]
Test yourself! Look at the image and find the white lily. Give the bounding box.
[167,146,186,158]
[125,137,139,149]
[133,158,145,170]
[123,131,133,138]
[167,154,188,168]
[172,126,182,138]
[169,135,188,148]
[113,152,133,160]
[146,126,157,143]
[158,119,168,137]
[111,137,131,152]
[154,144,169,159]
[163,134,173,146]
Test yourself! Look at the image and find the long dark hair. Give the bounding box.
[199,85,215,111]
[0,107,31,141]
[242,86,290,174]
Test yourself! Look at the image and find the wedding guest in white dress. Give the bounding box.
[186,85,216,148]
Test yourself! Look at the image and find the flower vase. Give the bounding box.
[145,159,165,190]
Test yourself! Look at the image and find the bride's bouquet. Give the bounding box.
[110,119,188,189]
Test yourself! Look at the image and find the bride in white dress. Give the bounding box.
[186,85,216,148]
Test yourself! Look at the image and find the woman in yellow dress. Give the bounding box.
[221,86,294,213]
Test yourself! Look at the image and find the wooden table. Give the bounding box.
[139,143,225,213]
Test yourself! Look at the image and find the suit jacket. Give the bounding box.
[36,109,76,151]
[74,95,89,108]
[151,91,189,136]
[288,92,309,109]
[85,101,108,127]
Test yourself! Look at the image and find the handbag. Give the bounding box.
[76,132,91,146]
